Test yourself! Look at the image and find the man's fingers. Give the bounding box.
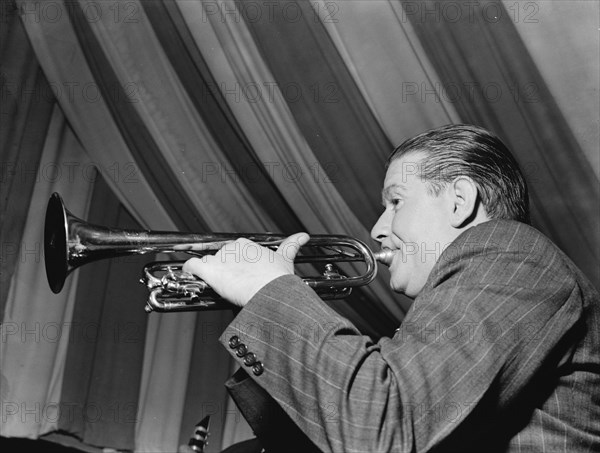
[277,232,310,262]
[182,256,211,276]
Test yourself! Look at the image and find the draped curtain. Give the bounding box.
[2,1,598,452]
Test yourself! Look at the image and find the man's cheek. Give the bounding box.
[390,216,404,236]
[401,243,419,263]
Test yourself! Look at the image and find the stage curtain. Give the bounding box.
[504,0,599,176]
[0,6,54,316]
[1,104,95,438]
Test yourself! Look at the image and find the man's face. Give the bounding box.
[371,153,456,298]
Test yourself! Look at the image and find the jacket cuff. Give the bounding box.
[218,274,308,377]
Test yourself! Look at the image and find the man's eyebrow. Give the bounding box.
[381,184,406,204]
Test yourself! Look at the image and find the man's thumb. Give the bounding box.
[182,256,211,278]
[277,232,310,262]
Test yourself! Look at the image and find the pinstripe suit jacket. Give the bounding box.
[220,220,600,452]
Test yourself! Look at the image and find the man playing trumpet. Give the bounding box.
[184,124,600,453]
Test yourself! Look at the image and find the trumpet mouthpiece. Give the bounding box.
[373,249,395,265]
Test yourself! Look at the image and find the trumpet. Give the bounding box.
[44,193,393,313]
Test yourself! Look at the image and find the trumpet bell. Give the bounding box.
[44,193,70,293]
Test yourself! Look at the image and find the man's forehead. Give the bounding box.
[381,183,407,198]
[383,155,423,185]
[387,152,425,174]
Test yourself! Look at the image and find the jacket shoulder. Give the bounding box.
[430,220,576,291]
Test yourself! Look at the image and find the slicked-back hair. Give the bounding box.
[387,124,530,224]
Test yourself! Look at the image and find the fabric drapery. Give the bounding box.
[401,0,599,288]
[0,5,55,314]
[2,1,598,452]
[2,105,95,437]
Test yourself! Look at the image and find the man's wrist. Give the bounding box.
[240,274,303,308]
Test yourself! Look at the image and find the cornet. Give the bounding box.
[44,193,393,313]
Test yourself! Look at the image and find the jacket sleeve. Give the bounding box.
[219,267,582,453]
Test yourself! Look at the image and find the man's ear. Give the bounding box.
[449,177,480,228]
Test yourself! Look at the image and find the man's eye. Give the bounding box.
[391,198,402,208]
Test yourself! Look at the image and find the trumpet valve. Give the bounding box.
[323,263,345,280]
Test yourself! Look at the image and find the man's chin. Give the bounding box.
[390,278,422,299]
[389,279,406,295]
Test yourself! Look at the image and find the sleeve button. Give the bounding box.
[251,362,264,376]
[235,344,248,357]
[228,336,240,348]
[243,353,257,366]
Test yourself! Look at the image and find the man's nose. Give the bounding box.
[371,209,392,243]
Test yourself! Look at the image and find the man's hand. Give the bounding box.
[182,232,310,307]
